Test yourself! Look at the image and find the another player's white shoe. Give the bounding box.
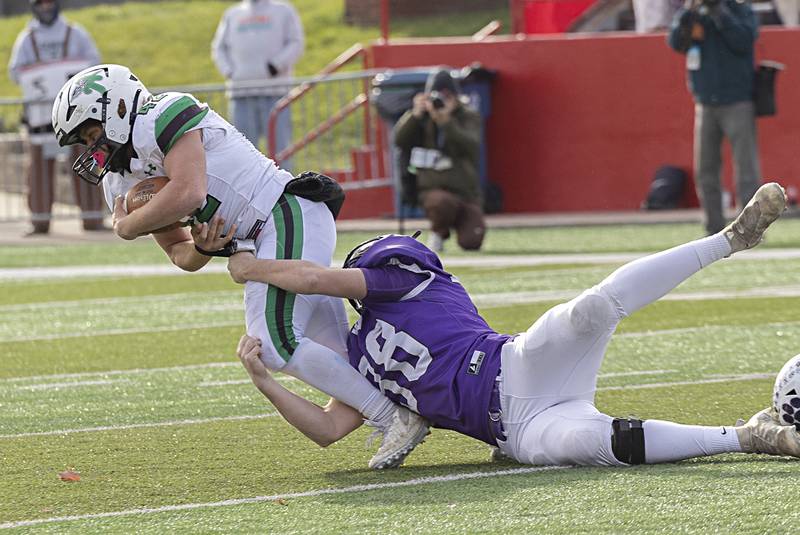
[736,407,800,458]
[724,182,787,255]
[368,407,430,470]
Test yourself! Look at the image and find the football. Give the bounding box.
[124,176,183,234]
[773,354,800,428]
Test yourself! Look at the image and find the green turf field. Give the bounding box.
[3,225,800,533]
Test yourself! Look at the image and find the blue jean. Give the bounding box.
[230,95,293,172]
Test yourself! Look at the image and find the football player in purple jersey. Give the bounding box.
[230,183,800,467]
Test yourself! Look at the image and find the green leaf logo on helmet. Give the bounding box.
[72,72,107,97]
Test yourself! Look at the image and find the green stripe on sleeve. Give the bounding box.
[155,96,209,155]
[154,96,196,139]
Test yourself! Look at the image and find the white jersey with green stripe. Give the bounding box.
[102,91,294,240]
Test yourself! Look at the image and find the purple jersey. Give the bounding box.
[347,235,511,445]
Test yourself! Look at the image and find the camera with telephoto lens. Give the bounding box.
[428,91,445,110]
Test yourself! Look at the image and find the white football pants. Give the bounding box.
[244,194,394,422]
[496,234,739,466]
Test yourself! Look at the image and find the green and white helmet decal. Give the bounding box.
[52,64,152,147]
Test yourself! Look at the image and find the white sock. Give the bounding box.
[281,339,396,426]
[695,232,732,267]
[643,420,742,463]
[600,234,731,316]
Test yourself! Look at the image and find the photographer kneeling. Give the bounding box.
[393,69,485,252]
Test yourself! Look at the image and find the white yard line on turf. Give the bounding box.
[1,361,665,386]
[193,370,678,389]
[0,465,568,530]
[7,309,800,345]
[3,320,243,343]
[198,379,252,387]
[469,285,800,307]
[5,248,800,281]
[0,372,772,439]
[597,373,773,391]
[596,369,676,378]
[0,290,238,312]
[0,362,237,383]
[20,379,127,391]
[0,413,278,440]
[5,282,797,315]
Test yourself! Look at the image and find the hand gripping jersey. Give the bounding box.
[348,235,511,445]
[102,91,293,240]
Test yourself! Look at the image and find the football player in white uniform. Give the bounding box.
[51,64,428,469]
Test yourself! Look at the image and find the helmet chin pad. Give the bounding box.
[72,134,129,185]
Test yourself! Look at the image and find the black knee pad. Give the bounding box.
[611,417,646,465]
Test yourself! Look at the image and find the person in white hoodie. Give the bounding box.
[8,0,103,235]
[211,0,304,171]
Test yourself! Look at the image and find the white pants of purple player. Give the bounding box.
[495,233,745,466]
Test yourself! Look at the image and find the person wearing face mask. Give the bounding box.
[8,0,103,235]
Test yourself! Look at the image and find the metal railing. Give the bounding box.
[268,43,371,164]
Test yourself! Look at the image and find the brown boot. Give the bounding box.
[736,407,800,457]
[724,183,787,255]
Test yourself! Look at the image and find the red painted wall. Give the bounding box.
[370,29,800,213]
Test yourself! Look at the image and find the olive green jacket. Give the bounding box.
[393,103,482,203]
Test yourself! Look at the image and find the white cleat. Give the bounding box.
[736,407,800,457]
[724,182,787,255]
[368,407,430,470]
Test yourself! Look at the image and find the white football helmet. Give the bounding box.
[52,64,151,185]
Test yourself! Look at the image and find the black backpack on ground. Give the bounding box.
[641,166,687,210]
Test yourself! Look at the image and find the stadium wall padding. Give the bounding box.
[365,29,800,214]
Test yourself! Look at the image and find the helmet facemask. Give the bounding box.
[72,132,131,186]
[342,236,384,315]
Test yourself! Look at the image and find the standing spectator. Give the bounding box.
[633,0,683,33]
[774,0,799,26]
[668,0,760,235]
[211,0,304,170]
[393,69,485,252]
[8,0,104,235]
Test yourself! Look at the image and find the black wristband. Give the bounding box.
[195,241,239,257]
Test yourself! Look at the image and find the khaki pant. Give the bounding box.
[420,188,486,251]
[694,101,761,235]
[27,144,105,233]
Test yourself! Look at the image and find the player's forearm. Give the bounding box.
[164,240,212,272]
[229,256,367,299]
[253,375,348,447]
[122,184,205,237]
[240,259,325,294]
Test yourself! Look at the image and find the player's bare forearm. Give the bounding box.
[120,182,204,237]
[153,227,212,272]
[116,131,208,238]
[257,379,363,447]
[228,254,367,299]
[238,334,362,446]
